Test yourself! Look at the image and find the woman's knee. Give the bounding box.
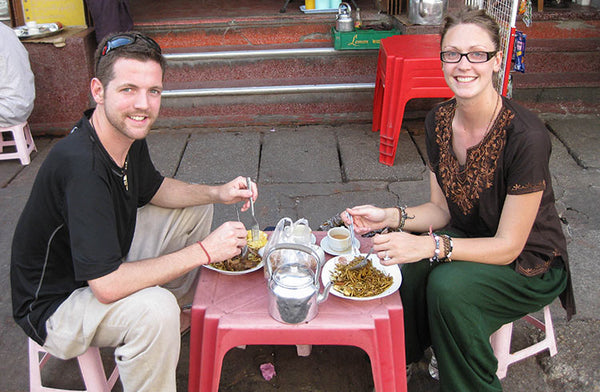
[426,263,479,310]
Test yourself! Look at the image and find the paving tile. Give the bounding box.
[338,124,426,181]
[546,116,600,169]
[260,127,341,183]
[176,131,260,184]
[147,131,190,178]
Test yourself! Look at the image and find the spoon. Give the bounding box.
[346,212,359,257]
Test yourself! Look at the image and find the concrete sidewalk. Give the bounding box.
[1,115,598,391]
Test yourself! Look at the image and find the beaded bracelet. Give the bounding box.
[440,234,453,262]
[429,226,441,264]
[197,241,211,264]
[396,205,415,232]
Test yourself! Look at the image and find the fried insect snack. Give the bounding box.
[211,247,262,272]
[330,256,394,297]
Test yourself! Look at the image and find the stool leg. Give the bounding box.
[24,122,38,153]
[490,322,513,379]
[12,124,32,165]
[523,305,557,357]
[296,344,312,357]
[77,347,112,392]
[543,306,557,356]
[29,339,45,392]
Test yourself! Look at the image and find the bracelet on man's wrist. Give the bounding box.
[197,241,211,264]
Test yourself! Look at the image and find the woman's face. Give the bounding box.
[441,23,502,100]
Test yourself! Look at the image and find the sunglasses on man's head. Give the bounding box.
[99,33,162,60]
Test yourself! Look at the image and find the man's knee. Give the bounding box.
[124,287,180,336]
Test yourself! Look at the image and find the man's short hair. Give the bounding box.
[94,31,166,87]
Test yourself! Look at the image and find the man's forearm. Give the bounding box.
[150,177,217,208]
[88,242,207,304]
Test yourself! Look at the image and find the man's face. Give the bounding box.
[95,57,163,141]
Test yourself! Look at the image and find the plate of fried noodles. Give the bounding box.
[322,254,401,300]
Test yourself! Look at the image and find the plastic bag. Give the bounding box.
[263,217,318,279]
[513,31,527,73]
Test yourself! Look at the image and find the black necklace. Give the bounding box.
[90,116,129,191]
[121,159,129,191]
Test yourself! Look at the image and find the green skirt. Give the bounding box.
[400,258,567,391]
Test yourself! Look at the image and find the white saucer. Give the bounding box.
[319,236,360,256]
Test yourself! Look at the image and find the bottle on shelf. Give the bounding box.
[354,7,362,29]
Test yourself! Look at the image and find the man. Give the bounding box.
[11,32,255,391]
[84,0,133,44]
[0,22,35,127]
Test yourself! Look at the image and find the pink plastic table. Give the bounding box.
[372,34,454,166]
[188,231,407,392]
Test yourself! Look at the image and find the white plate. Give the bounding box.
[300,5,339,13]
[14,23,63,39]
[319,235,360,256]
[321,254,402,301]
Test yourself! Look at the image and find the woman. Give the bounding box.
[342,8,575,391]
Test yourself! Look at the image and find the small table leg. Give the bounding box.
[280,0,292,12]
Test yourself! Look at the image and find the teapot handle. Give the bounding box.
[418,0,428,17]
[339,1,351,13]
[265,242,322,281]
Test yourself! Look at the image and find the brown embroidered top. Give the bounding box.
[426,97,575,319]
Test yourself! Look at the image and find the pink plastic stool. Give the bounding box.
[29,338,119,392]
[490,305,557,379]
[0,121,37,165]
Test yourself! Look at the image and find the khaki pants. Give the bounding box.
[43,204,213,392]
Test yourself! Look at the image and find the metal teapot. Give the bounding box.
[266,244,332,324]
[336,2,354,32]
[409,0,446,25]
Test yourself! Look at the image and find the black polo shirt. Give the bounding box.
[11,111,164,344]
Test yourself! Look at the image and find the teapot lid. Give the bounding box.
[273,263,314,288]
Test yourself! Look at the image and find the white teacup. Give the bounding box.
[327,227,351,252]
[26,21,39,35]
[292,223,311,244]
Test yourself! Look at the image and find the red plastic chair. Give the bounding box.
[372,35,454,166]
[188,232,408,392]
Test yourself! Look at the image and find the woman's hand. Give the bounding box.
[215,176,257,211]
[199,221,248,264]
[372,231,434,266]
[341,205,394,235]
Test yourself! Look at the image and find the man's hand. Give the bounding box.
[216,176,257,211]
[199,221,248,264]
